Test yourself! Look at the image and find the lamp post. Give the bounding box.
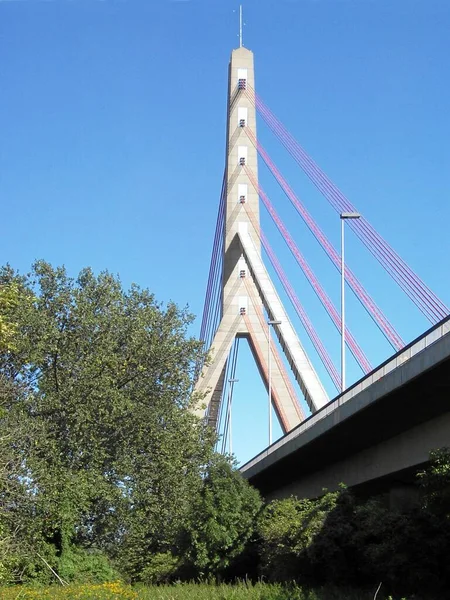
[227,378,239,455]
[267,319,282,445]
[340,213,360,392]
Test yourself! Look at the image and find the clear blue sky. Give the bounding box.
[1,0,450,464]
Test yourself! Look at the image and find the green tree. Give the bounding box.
[257,492,339,582]
[0,272,42,583]
[0,282,21,352]
[256,452,450,594]
[418,447,450,518]
[181,455,262,578]
[0,261,215,583]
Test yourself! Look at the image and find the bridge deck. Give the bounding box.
[241,316,450,498]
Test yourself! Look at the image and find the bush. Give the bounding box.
[181,455,262,578]
[57,547,122,584]
[139,552,180,585]
[255,450,450,595]
[257,491,340,582]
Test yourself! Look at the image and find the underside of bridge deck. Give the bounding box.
[244,345,450,500]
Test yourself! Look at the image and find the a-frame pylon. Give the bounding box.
[195,47,329,434]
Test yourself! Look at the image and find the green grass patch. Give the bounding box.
[0,582,411,600]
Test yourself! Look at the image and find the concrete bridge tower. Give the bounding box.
[195,47,329,433]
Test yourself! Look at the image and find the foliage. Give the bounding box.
[418,447,450,518]
[257,490,340,581]
[257,451,450,595]
[181,455,262,578]
[0,281,24,352]
[139,552,180,585]
[56,547,122,584]
[2,260,450,594]
[303,488,358,585]
[0,261,214,584]
[341,452,450,595]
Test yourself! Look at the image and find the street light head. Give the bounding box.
[228,378,239,384]
[340,212,361,220]
[268,320,282,325]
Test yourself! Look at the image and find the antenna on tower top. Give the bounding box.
[239,5,243,47]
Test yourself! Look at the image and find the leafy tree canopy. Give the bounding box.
[0,261,215,583]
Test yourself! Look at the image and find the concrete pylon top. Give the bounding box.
[232,46,253,54]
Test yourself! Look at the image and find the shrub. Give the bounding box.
[139,552,180,584]
[257,491,340,582]
[57,547,122,584]
[181,456,262,578]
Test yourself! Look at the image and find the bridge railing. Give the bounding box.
[241,315,450,473]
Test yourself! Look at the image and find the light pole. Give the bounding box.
[267,319,282,445]
[340,212,360,392]
[227,378,239,455]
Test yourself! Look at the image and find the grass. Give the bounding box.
[0,582,412,600]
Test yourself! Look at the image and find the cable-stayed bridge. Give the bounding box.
[193,46,450,504]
